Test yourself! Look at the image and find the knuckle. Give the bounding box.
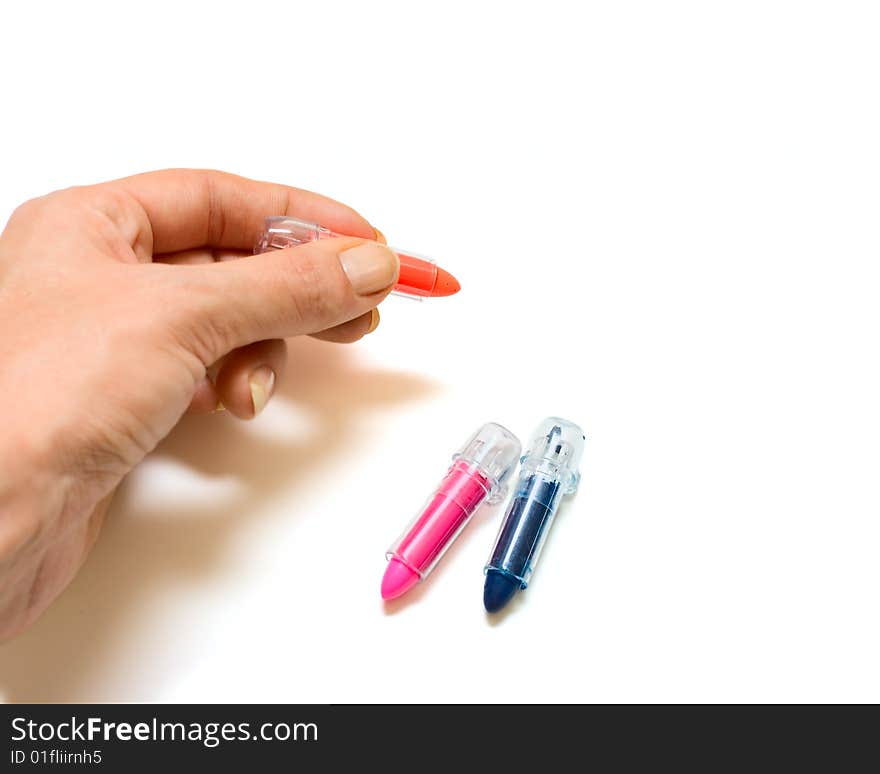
[201,172,228,246]
[282,249,349,329]
[158,275,231,367]
[7,193,55,227]
[92,187,152,260]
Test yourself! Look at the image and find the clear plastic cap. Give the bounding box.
[453,422,522,503]
[254,216,328,254]
[521,417,585,494]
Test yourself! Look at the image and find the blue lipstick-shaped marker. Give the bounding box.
[483,418,585,613]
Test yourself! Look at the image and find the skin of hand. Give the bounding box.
[0,169,399,640]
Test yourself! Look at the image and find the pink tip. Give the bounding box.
[381,558,420,600]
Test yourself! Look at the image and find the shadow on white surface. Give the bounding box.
[0,338,438,702]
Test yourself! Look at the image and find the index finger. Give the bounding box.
[106,168,379,254]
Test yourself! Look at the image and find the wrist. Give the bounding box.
[0,428,71,560]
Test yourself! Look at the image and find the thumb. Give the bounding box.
[163,237,399,361]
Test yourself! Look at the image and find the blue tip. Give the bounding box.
[483,571,520,613]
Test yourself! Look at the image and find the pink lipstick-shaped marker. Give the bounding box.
[382,423,521,601]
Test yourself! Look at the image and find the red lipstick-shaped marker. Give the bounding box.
[381,423,521,601]
[255,216,460,299]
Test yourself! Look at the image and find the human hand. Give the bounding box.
[0,169,399,639]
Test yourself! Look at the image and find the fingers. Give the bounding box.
[311,309,380,343]
[187,376,222,414]
[191,310,377,419]
[158,247,381,341]
[159,248,382,344]
[108,168,379,254]
[157,236,398,364]
[214,339,288,419]
[154,247,250,265]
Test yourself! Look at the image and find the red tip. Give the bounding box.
[432,266,461,297]
[394,252,461,298]
[381,558,420,600]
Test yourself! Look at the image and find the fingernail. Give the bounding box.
[373,227,387,245]
[340,243,399,295]
[212,401,226,413]
[367,308,380,334]
[249,366,275,417]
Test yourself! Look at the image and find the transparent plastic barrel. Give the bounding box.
[387,422,521,579]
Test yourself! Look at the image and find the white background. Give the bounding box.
[1,1,878,702]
